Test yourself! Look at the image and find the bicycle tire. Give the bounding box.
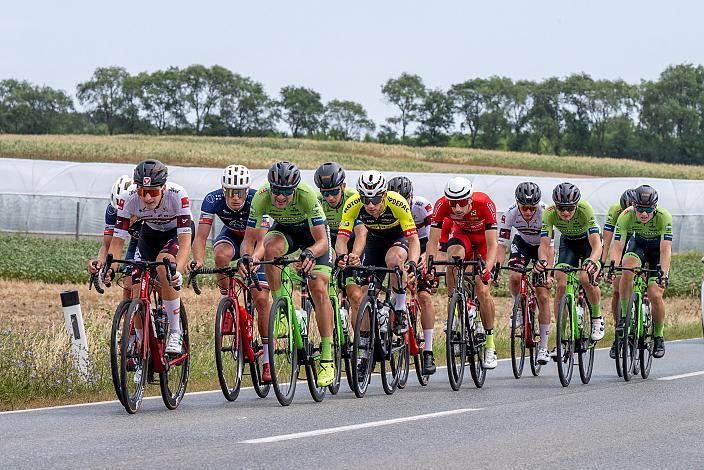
[328,296,343,395]
[160,302,190,410]
[120,300,148,414]
[528,298,541,376]
[214,298,243,402]
[615,302,623,378]
[446,293,467,391]
[397,311,411,389]
[510,296,526,379]
[268,297,298,406]
[411,306,430,386]
[110,300,130,407]
[622,293,638,382]
[640,297,654,379]
[248,300,270,398]
[304,299,326,402]
[577,296,594,384]
[556,294,575,387]
[341,298,354,392]
[469,314,486,389]
[352,297,375,398]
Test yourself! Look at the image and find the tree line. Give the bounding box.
[1,63,704,164]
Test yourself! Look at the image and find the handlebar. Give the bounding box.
[103,254,180,290]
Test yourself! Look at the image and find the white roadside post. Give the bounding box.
[60,290,90,378]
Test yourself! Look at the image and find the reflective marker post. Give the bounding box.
[60,290,90,378]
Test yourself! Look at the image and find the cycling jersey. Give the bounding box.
[430,192,497,233]
[199,188,258,238]
[541,200,600,240]
[410,195,433,240]
[604,202,624,233]
[498,202,552,247]
[317,187,362,244]
[104,203,142,239]
[114,182,193,240]
[614,207,673,244]
[247,182,326,230]
[338,190,417,239]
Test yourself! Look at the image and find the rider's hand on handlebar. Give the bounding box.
[491,262,501,287]
[299,248,316,273]
[533,259,548,274]
[238,254,255,278]
[88,259,102,274]
[171,271,183,288]
[335,254,348,270]
[480,267,492,285]
[188,259,202,272]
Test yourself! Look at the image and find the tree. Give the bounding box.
[216,74,278,136]
[323,99,375,140]
[416,89,455,146]
[0,79,74,134]
[449,78,487,147]
[381,73,426,141]
[278,86,324,137]
[525,77,564,154]
[181,64,231,135]
[76,66,130,135]
[135,68,185,134]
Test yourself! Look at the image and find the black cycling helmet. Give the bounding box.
[134,159,168,187]
[632,185,658,206]
[387,176,413,200]
[515,182,542,206]
[619,188,635,210]
[552,182,581,206]
[314,162,345,189]
[268,161,301,189]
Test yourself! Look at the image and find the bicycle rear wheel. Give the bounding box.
[160,302,190,410]
[615,303,623,378]
[397,312,411,390]
[411,306,430,386]
[249,301,270,398]
[351,297,375,398]
[341,298,354,392]
[446,293,467,391]
[214,298,243,402]
[577,297,594,384]
[469,316,486,389]
[304,299,326,402]
[268,297,298,406]
[110,300,130,407]
[328,296,343,395]
[622,294,638,382]
[640,298,654,379]
[382,312,408,394]
[528,299,541,376]
[120,300,148,414]
[556,295,575,387]
[510,296,526,379]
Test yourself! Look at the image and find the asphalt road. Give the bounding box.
[2,338,703,469]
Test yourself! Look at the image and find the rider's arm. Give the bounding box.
[351,223,367,258]
[609,209,631,266]
[537,236,551,264]
[406,233,421,265]
[659,209,674,276]
[335,193,362,256]
[484,228,499,269]
[191,222,211,267]
[240,226,267,258]
[426,226,441,266]
[308,224,330,257]
[175,231,192,273]
[585,201,602,263]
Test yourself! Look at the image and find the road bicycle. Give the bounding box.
[398,277,430,388]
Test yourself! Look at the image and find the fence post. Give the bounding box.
[75,201,80,240]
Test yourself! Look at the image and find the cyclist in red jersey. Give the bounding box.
[425,177,499,369]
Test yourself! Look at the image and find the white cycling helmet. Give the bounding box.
[110,175,133,209]
[356,170,387,197]
[222,165,251,190]
[444,177,474,200]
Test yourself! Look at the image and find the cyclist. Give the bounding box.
[425,177,499,369]
[601,188,635,359]
[494,182,554,365]
[534,182,604,345]
[336,170,420,375]
[388,175,437,375]
[240,161,336,387]
[105,160,193,355]
[313,162,367,321]
[190,165,270,322]
[608,185,672,358]
[88,175,141,300]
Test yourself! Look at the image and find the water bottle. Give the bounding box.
[340,305,349,333]
[576,305,584,328]
[642,302,651,327]
[378,305,390,334]
[467,304,477,329]
[154,307,167,340]
[296,309,308,336]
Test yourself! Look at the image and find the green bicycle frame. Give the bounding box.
[328,279,345,348]
[622,273,646,339]
[274,265,304,351]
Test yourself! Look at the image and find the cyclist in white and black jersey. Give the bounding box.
[388,176,437,375]
[105,160,193,355]
[494,182,554,365]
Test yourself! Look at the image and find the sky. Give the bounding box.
[2,0,703,126]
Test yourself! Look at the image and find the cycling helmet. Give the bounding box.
[314,162,345,189]
[552,182,581,206]
[633,185,658,206]
[267,161,301,189]
[444,177,473,200]
[356,170,387,197]
[515,182,542,206]
[387,176,413,200]
[619,188,635,210]
[222,165,251,190]
[110,175,133,209]
[133,159,168,187]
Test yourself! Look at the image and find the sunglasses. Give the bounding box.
[556,205,576,213]
[361,194,384,205]
[137,186,163,198]
[448,199,471,208]
[224,188,248,199]
[636,205,656,214]
[321,187,341,198]
[271,186,295,196]
[519,204,538,212]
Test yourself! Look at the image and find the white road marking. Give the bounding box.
[656,370,704,381]
[240,407,483,444]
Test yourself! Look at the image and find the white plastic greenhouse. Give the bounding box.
[1,157,702,252]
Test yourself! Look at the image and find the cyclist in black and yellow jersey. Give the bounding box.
[335,170,420,337]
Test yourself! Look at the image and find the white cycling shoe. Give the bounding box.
[536,347,550,365]
[591,317,605,341]
[165,332,183,354]
[484,348,498,369]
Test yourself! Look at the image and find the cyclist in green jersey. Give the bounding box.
[239,161,336,387]
[314,162,367,323]
[601,188,635,358]
[608,185,672,358]
[535,182,605,342]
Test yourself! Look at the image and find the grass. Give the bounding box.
[1,134,704,178]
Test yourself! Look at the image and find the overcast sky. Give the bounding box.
[2,0,702,125]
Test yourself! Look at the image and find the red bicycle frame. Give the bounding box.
[222,275,259,364]
[518,271,539,348]
[405,283,422,356]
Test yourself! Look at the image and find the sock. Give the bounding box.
[262,337,269,364]
[163,299,181,334]
[321,336,332,361]
[485,330,495,349]
[394,292,406,310]
[591,303,601,319]
[539,324,550,349]
[423,329,433,351]
[654,322,664,337]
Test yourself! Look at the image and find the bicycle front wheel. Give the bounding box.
[268,297,298,406]
[577,297,594,384]
[411,305,430,386]
[110,300,131,407]
[510,296,526,379]
[622,293,638,382]
[351,297,375,398]
[214,298,243,402]
[469,316,486,389]
[446,293,467,391]
[328,296,343,395]
[120,300,148,414]
[556,295,575,387]
[249,302,270,398]
[304,299,326,403]
[528,297,541,376]
[160,302,190,410]
[640,297,654,379]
